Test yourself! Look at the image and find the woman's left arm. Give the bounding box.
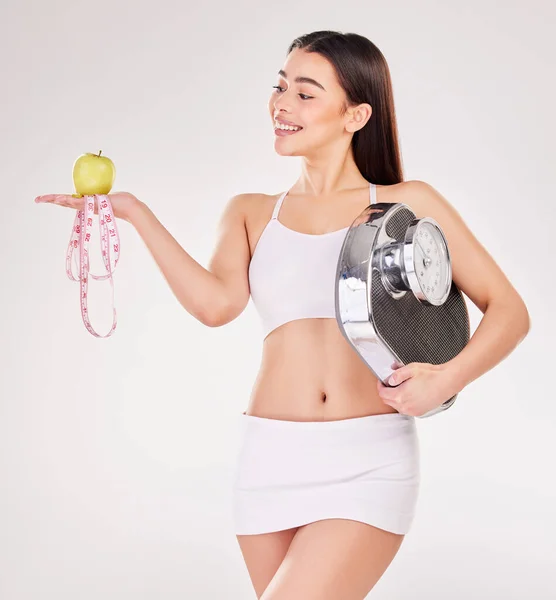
[407,180,531,394]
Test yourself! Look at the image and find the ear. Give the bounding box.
[345,102,372,133]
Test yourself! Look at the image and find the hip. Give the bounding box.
[232,410,420,489]
[231,410,421,536]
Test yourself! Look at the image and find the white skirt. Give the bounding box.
[231,411,421,536]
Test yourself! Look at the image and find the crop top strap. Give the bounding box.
[271,190,288,220]
[370,182,376,205]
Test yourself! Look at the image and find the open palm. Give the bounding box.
[34,191,139,221]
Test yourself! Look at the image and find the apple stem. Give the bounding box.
[98,150,102,157]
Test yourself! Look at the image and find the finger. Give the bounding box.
[388,372,407,386]
[35,193,74,204]
[34,194,59,203]
[377,378,393,396]
[35,194,85,209]
[378,386,397,403]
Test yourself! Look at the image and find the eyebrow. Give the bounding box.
[278,69,326,91]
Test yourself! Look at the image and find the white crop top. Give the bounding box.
[248,182,377,339]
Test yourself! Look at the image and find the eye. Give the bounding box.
[272,86,312,100]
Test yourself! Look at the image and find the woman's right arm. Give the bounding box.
[126,194,252,327]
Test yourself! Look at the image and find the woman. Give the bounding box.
[35,30,530,600]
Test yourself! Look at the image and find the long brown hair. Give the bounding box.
[287,31,404,186]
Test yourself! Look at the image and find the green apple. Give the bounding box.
[72,150,116,196]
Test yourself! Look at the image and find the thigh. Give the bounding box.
[236,526,299,599]
[260,518,405,600]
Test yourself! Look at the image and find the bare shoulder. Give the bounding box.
[215,192,267,234]
[387,179,464,222]
[381,179,464,219]
[224,191,275,221]
[220,191,257,218]
[241,191,279,217]
[375,180,422,208]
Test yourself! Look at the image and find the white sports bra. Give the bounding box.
[248,182,377,340]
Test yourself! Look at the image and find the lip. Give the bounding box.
[274,116,303,128]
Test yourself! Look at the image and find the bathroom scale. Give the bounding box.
[335,200,470,418]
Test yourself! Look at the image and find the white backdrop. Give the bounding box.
[2,0,555,598]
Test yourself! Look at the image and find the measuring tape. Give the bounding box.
[65,194,121,338]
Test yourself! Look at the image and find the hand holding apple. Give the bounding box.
[34,150,133,338]
[34,150,139,221]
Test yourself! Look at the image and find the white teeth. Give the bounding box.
[274,121,301,131]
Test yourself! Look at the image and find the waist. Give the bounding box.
[247,327,393,421]
[245,390,398,422]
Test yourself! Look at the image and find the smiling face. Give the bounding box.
[269,48,371,157]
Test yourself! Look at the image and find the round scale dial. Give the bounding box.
[405,218,451,305]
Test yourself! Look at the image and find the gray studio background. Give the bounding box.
[2,0,555,598]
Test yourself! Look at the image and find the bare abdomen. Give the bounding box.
[244,319,399,422]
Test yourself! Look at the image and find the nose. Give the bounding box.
[273,101,291,115]
[272,90,294,113]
